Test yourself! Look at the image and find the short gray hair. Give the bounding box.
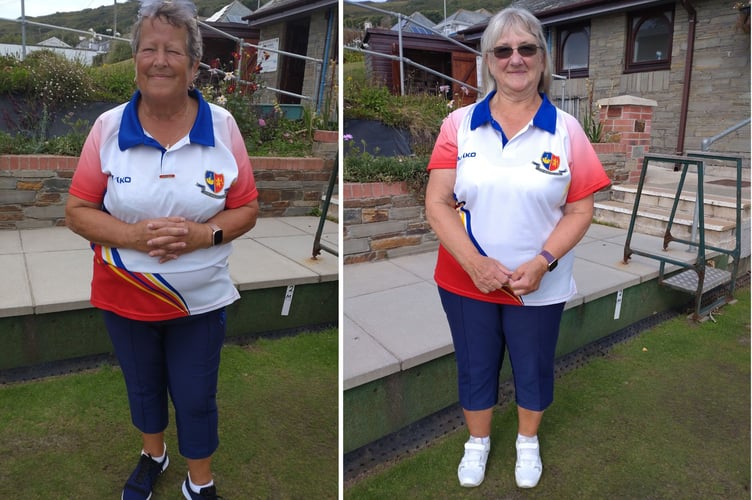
[131,0,203,65]
[480,7,552,97]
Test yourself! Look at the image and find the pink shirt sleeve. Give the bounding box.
[564,114,612,202]
[225,114,259,209]
[69,118,108,204]
[427,108,468,170]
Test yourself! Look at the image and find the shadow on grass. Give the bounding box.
[345,290,751,499]
[0,328,338,499]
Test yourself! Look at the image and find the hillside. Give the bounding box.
[344,0,512,29]
[0,0,254,46]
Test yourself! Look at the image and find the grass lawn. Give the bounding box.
[345,289,751,499]
[0,328,338,499]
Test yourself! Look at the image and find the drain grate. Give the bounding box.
[344,272,750,484]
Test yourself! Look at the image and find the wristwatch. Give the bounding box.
[209,223,223,246]
[539,250,558,272]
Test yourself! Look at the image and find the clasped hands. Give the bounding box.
[136,216,209,263]
[468,254,547,296]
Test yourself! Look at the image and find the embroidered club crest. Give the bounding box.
[540,152,560,172]
[205,171,225,194]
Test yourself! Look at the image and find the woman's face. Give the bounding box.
[134,16,198,102]
[486,28,544,96]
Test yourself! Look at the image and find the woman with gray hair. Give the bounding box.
[425,6,610,489]
[66,1,259,498]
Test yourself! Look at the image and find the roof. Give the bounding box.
[244,0,337,26]
[391,12,436,35]
[459,0,670,39]
[511,0,672,23]
[205,0,253,23]
[39,37,71,48]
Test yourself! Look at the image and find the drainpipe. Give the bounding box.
[676,0,696,155]
[316,7,335,115]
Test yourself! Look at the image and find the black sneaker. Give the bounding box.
[182,477,223,499]
[121,449,169,500]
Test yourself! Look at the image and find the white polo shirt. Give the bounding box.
[428,92,610,306]
[70,89,258,320]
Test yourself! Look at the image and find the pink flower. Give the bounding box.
[258,118,266,127]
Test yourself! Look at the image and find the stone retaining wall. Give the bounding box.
[343,181,436,264]
[0,154,335,229]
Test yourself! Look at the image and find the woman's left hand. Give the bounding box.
[507,256,548,296]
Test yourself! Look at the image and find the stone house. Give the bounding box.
[243,0,338,122]
[467,0,750,163]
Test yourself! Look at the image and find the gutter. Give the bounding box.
[676,0,697,155]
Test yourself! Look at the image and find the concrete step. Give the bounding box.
[593,199,738,250]
[610,184,749,222]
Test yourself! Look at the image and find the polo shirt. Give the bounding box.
[428,91,611,306]
[69,89,258,321]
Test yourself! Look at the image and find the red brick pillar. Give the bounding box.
[596,96,657,183]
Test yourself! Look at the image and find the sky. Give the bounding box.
[0,0,115,20]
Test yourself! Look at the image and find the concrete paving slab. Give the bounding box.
[279,216,338,235]
[343,260,423,298]
[0,253,33,317]
[253,235,338,281]
[343,315,400,390]
[585,223,630,240]
[602,231,699,264]
[573,259,641,303]
[244,217,309,238]
[25,249,92,314]
[229,238,320,291]
[576,239,662,281]
[344,281,453,371]
[20,226,89,253]
[0,230,21,255]
[391,251,438,282]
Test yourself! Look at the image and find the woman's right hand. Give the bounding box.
[465,254,513,294]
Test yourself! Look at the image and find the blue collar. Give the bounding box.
[118,88,215,151]
[469,90,557,135]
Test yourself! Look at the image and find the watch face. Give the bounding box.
[548,259,558,272]
[213,229,223,246]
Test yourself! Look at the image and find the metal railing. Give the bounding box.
[343,0,570,104]
[0,15,332,113]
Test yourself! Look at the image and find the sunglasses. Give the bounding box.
[489,44,541,59]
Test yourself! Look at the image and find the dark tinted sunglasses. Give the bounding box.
[490,44,541,59]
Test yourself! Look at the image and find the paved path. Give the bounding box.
[0,216,338,318]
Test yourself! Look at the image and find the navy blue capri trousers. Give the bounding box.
[103,308,226,460]
[439,288,565,412]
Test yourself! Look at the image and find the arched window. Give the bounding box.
[557,24,590,78]
[626,7,674,72]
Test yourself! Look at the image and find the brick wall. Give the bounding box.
[0,154,335,229]
[343,181,436,264]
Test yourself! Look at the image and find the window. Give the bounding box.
[625,7,674,73]
[557,24,590,78]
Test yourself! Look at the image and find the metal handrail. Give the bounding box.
[701,118,751,151]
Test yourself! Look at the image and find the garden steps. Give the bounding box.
[594,167,751,253]
[0,216,338,381]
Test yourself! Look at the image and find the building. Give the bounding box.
[243,0,338,121]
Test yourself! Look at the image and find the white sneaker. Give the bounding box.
[515,438,542,488]
[457,438,490,487]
